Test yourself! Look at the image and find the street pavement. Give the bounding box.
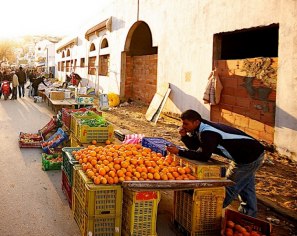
[0,94,178,236]
[0,95,81,236]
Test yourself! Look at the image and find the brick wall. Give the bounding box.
[211,58,277,143]
[124,54,157,104]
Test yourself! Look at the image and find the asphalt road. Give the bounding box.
[0,95,80,236]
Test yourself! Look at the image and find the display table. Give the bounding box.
[44,94,93,113]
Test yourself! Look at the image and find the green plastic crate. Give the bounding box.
[72,166,123,217]
[62,147,83,186]
[41,153,62,171]
[73,193,121,236]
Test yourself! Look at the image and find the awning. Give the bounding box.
[85,17,112,40]
[56,37,78,53]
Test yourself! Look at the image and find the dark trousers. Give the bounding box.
[12,87,17,99]
[18,83,25,97]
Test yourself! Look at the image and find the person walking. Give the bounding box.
[166,109,265,217]
[11,71,19,100]
[17,66,27,98]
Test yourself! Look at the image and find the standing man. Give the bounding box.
[11,71,19,100]
[167,109,264,217]
[17,66,27,98]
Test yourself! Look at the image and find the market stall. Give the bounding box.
[19,103,271,236]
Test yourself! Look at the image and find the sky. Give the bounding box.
[0,0,110,39]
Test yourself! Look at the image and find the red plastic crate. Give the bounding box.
[62,108,87,130]
[221,209,271,236]
[62,167,72,208]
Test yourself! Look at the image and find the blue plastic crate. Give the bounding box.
[141,137,173,156]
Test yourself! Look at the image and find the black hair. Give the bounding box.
[181,109,202,121]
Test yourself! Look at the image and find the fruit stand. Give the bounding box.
[19,104,271,236]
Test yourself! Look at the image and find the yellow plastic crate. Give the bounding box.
[70,133,83,147]
[72,166,123,217]
[76,123,114,144]
[73,193,121,236]
[122,189,160,236]
[70,112,101,136]
[181,158,227,180]
[173,187,225,236]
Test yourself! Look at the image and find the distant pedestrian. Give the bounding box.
[17,66,27,98]
[11,71,19,100]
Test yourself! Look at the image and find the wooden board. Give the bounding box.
[122,179,233,191]
[151,88,171,124]
[145,83,169,121]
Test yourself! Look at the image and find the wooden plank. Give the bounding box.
[145,83,169,121]
[151,88,171,124]
[122,179,233,191]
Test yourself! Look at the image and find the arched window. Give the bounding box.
[90,43,96,51]
[62,51,65,58]
[101,38,109,49]
[66,49,70,57]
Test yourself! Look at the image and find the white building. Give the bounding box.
[55,0,297,160]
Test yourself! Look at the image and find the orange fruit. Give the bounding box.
[117,169,124,177]
[107,177,114,184]
[105,140,111,145]
[94,177,101,185]
[153,172,161,180]
[147,173,154,180]
[101,177,107,184]
[91,140,97,145]
[99,168,106,176]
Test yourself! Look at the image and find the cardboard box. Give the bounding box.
[50,91,65,100]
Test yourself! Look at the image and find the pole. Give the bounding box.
[46,47,49,73]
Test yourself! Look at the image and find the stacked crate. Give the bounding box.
[61,147,82,208]
[173,157,227,235]
[72,166,122,236]
[122,189,160,236]
[174,187,225,236]
[70,110,114,146]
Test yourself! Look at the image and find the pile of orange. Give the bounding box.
[71,143,197,185]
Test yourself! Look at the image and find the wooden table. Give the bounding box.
[44,95,93,113]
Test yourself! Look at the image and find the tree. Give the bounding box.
[0,40,18,63]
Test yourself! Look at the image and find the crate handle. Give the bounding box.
[100,210,111,214]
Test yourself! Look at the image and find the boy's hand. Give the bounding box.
[166,145,179,154]
[179,127,187,137]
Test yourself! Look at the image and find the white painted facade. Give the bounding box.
[55,0,297,159]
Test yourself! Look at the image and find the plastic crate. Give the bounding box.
[181,158,226,180]
[38,117,57,137]
[141,137,173,156]
[70,112,101,135]
[41,153,62,171]
[174,187,225,236]
[62,108,102,130]
[70,134,83,147]
[221,209,271,236]
[73,193,121,236]
[62,147,83,186]
[19,138,42,148]
[122,189,160,236]
[72,167,123,217]
[62,107,87,130]
[76,123,114,144]
[42,128,69,153]
[62,167,72,208]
